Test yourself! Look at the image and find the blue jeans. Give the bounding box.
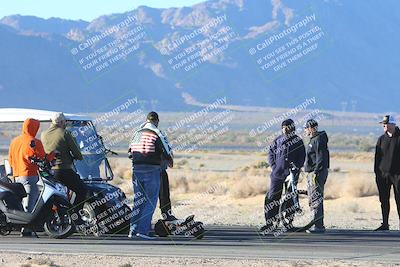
[130,165,161,235]
[15,176,39,213]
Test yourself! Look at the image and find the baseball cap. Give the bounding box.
[52,112,66,124]
[304,119,318,129]
[281,119,295,127]
[379,115,396,125]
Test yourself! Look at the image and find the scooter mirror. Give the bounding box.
[4,160,13,176]
[30,140,36,148]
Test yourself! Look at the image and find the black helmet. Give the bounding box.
[304,119,318,129]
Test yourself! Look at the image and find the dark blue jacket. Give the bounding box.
[268,133,306,180]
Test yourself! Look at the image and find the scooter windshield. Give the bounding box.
[67,121,106,179]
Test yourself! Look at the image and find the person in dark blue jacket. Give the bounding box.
[260,119,306,233]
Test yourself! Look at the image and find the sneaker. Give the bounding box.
[136,233,157,240]
[306,227,326,234]
[20,231,35,238]
[128,230,137,238]
[164,215,178,221]
[374,224,389,231]
[259,223,276,234]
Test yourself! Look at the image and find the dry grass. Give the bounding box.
[230,174,267,198]
[325,171,378,200]
[107,152,378,202]
[330,152,374,162]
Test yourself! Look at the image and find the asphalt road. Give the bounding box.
[0,226,399,263]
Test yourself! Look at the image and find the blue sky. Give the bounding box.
[0,0,206,21]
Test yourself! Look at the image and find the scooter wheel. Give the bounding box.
[44,205,74,239]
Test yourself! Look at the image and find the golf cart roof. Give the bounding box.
[0,108,93,123]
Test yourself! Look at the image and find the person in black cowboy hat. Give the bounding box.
[374,115,400,231]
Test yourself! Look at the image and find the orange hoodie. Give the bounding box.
[8,118,47,177]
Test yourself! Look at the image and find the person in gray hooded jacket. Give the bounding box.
[304,119,330,233]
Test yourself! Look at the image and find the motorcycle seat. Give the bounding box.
[0,180,27,199]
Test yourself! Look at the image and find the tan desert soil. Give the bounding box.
[0,252,399,267]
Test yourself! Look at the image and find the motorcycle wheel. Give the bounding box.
[43,204,74,239]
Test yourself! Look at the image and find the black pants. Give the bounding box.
[376,173,400,226]
[54,169,88,213]
[159,170,172,218]
[264,178,284,224]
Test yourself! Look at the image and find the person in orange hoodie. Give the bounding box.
[8,118,47,237]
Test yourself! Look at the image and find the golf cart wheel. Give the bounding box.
[80,202,102,236]
[44,204,74,239]
[154,220,170,237]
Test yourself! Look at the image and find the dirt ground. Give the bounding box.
[0,151,399,266]
[1,151,398,230]
[107,151,399,230]
[0,252,399,267]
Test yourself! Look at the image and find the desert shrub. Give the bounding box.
[175,159,189,169]
[325,171,378,200]
[238,161,269,172]
[324,174,345,200]
[231,174,267,198]
[169,175,190,193]
[343,171,378,198]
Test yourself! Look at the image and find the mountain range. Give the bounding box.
[0,0,399,113]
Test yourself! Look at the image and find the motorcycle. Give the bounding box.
[67,121,131,237]
[0,156,75,239]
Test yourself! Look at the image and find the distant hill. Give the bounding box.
[0,0,399,113]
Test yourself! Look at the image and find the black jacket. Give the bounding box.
[374,127,400,176]
[129,128,171,166]
[304,131,330,173]
[268,133,306,180]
